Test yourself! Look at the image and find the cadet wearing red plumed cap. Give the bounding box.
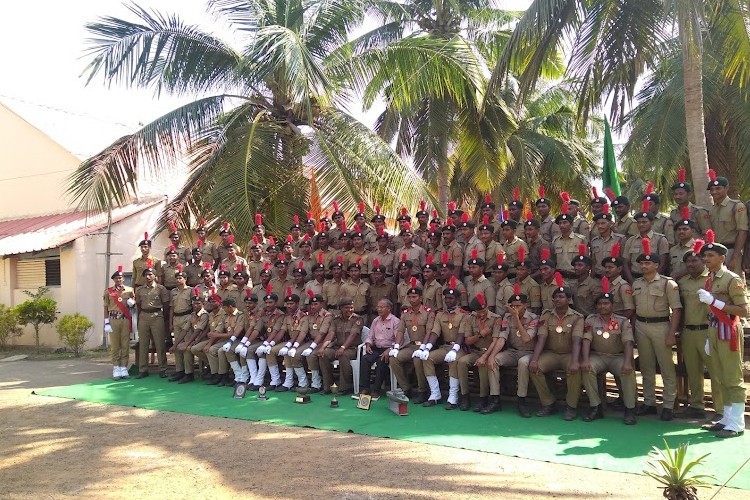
[104,265,135,380]
[706,169,748,277]
[669,169,711,237]
[132,231,162,290]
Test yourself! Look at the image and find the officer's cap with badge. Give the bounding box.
[535,185,551,207]
[515,246,528,269]
[499,209,517,229]
[406,277,423,296]
[371,204,386,223]
[610,193,630,208]
[200,262,214,277]
[415,199,429,217]
[252,213,265,231]
[275,258,289,268]
[601,241,623,267]
[330,255,344,270]
[312,253,326,272]
[306,290,324,304]
[467,248,485,267]
[138,231,152,247]
[471,291,489,311]
[592,203,613,222]
[675,205,695,229]
[193,240,204,255]
[422,254,438,272]
[523,208,541,228]
[481,194,495,211]
[447,200,464,219]
[633,199,654,221]
[284,286,300,303]
[192,287,205,303]
[260,262,273,276]
[682,238,705,262]
[539,248,555,269]
[221,297,236,307]
[375,226,389,242]
[671,168,692,192]
[217,264,231,277]
[331,200,344,219]
[507,283,528,304]
[292,261,307,276]
[478,215,494,233]
[397,253,413,270]
[491,252,509,273]
[266,236,279,252]
[641,180,660,205]
[233,264,248,279]
[396,207,411,222]
[635,237,661,263]
[508,187,523,210]
[706,168,729,190]
[262,283,278,302]
[427,222,442,239]
[590,186,610,207]
[438,251,455,270]
[166,244,178,257]
[571,244,592,267]
[219,221,232,236]
[442,275,460,297]
[552,271,572,297]
[338,297,355,307]
[289,214,302,231]
[429,208,441,226]
[175,263,187,278]
[348,258,362,271]
[243,288,258,302]
[141,259,156,277]
[249,235,262,250]
[299,233,312,247]
[699,229,728,256]
[554,192,573,224]
[595,276,615,304]
[371,258,387,275]
[458,212,475,229]
[111,265,124,280]
[168,220,180,238]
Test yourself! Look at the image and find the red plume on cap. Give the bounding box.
[560,192,571,203]
[476,292,486,307]
[502,209,509,220]
[518,246,526,263]
[554,272,564,287]
[307,289,315,298]
[317,253,324,264]
[420,200,426,211]
[222,221,230,231]
[196,239,203,248]
[403,221,411,231]
[177,263,184,272]
[255,214,263,226]
[200,218,207,227]
[303,233,310,242]
[333,200,340,212]
[235,264,242,273]
[641,199,650,213]
[448,201,456,211]
[220,264,227,272]
[602,204,610,214]
[401,252,407,263]
[429,222,436,233]
[170,244,176,252]
[194,287,200,297]
[484,194,492,204]
[373,258,380,268]
[377,226,385,236]
[604,188,616,201]
[264,262,271,271]
[410,277,417,289]
[705,229,715,244]
[293,215,300,225]
[268,236,275,246]
[561,202,569,214]
[336,255,343,264]
[425,254,433,265]
[143,232,149,241]
[512,188,520,201]
[306,211,313,220]
[146,258,153,268]
[169,220,177,232]
[401,207,408,217]
[641,237,651,256]
[460,212,469,224]
[681,205,690,221]
[286,286,293,297]
[252,236,259,245]
[203,262,212,270]
[678,168,686,183]
[611,242,621,258]
[355,257,362,266]
[117,265,123,273]
[246,288,253,298]
[432,209,438,219]
[497,252,505,265]
[287,234,293,243]
[447,216,455,227]
[298,260,304,270]
[441,252,449,265]
[592,186,600,199]
[471,248,478,259]
[601,276,610,294]
[482,215,489,225]
[538,185,545,199]
[541,248,550,261]
[358,201,365,213]
[449,275,457,290]
[645,181,654,195]
[375,204,381,215]
[708,169,717,181]
[266,283,273,295]
[513,283,521,296]
[578,244,587,257]
[692,239,705,254]
[524,208,533,221]
[228,234,235,245]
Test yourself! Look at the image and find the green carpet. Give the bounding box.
[36,378,750,490]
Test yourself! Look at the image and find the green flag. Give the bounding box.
[602,118,621,196]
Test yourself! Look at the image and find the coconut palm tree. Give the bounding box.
[491,0,750,207]
[67,0,434,242]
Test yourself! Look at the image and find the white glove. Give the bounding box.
[279,345,290,356]
[418,349,430,360]
[412,344,426,358]
[288,348,297,358]
[301,347,313,357]
[104,321,113,334]
[697,289,714,305]
[705,338,710,356]
[238,345,248,358]
[444,344,460,363]
[389,348,399,357]
[222,336,236,352]
[235,339,247,353]
[126,298,136,307]
[255,344,267,356]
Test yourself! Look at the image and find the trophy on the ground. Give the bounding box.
[258,385,267,401]
[296,386,311,404]
[330,383,339,408]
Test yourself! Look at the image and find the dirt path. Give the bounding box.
[0,357,747,500]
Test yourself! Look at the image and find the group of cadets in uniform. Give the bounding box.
[104,169,747,437]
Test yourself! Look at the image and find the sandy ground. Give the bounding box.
[0,356,748,500]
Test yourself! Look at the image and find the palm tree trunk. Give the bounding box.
[681,31,711,207]
[437,160,450,208]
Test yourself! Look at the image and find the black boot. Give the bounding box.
[178,373,194,384]
[623,407,637,425]
[168,371,184,382]
[583,405,603,422]
[205,374,221,385]
[473,397,488,413]
[481,396,502,414]
[459,393,472,411]
[518,397,532,418]
[411,391,428,404]
[217,374,230,387]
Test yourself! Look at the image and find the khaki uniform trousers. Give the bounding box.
[458,350,489,396]
[287,341,314,369]
[208,342,230,374]
[390,344,423,392]
[682,329,723,410]
[709,327,746,404]
[189,340,210,374]
[487,349,533,397]
[138,311,166,373]
[529,352,582,408]
[422,344,464,378]
[245,341,266,361]
[582,353,636,409]
[171,315,192,372]
[224,338,247,367]
[318,347,357,391]
[266,341,287,367]
[109,317,130,367]
[635,321,676,408]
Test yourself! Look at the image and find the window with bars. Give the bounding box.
[16,252,61,289]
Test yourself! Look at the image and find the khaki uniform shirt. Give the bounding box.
[589,233,625,277]
[253,309,285,339]
[344,248,370,275]
[312,248,337,272]
[397,278,422,306]
[247,259,267,289]
[498,310,538,351]
[322,278,346,308]
[614,214,639,238]
[462,237,486,272]
[678,270,710,326]
[216,283,239,303]
[483,240,506,275]
[652,213,675,246]
[571,276,603,317]
[395,245,426,272]
[368,281,396,312]
[537,307,584,354]
[368,249,396,278]
[186,309,209,340]
[632,274,682,318]
[669,239,696,278]
[339,279,370,313]
[269,277,295,306]
[195,283,216,302]
[437,240,463,270]
[516,276,542,310]
[222,256,248,275]
[397,306,435,344]
[164,245,191,265]
[463,275,496,310]
[526,237,551,274]
[103,285,134,314]
[330,313,363,347]
[132,256,163,287]
[539,216,561,243]
[706,266,749,314]
[572,216,591,241]
[552,233,588,273]
[539,279,562,312]
[279,310,307,341]
[199,240,220,265]
[669,203,711,237]
[709,197,749,245]
[583,314,633,354]
[185,261,203,287]
[422,279,443,310]
[611,276,635,315]
[464,311,502,350]
[623,231,669,274]
[217,243,242,264]
[494,279,514,316]
[135,282,170,310]
[301,309,333,341]
[431,308,469,344]
[501,237,528,269]
[160,262,180,289]
[209,310,226,334]
[223,308,246,336]
[170,286,193,315]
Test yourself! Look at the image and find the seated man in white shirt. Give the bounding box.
[360,298,400,399]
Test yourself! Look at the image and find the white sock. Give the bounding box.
[254,358,268,386]
[719,405,732,426]
[311,370,322,388]
[294,367,308,387]
[240,365,250,383]
[247,359,258,383]
[283,367,294,388]
[120,366,129,378]
[727,403,746,432]
[229,361,242,379]
[447,377,460,405]
[112,366,119,378]
[427,375,441,401]
[269,365,281,386]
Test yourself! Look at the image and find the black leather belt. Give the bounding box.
[685,324,709,331]
[141,307,163,313]
[636,315,669,323]
[108,311,126,319]
[173,310,192,317]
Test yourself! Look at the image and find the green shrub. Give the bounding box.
[0,305,22,348]
[16,287,59,352]
[56,314,94,357]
